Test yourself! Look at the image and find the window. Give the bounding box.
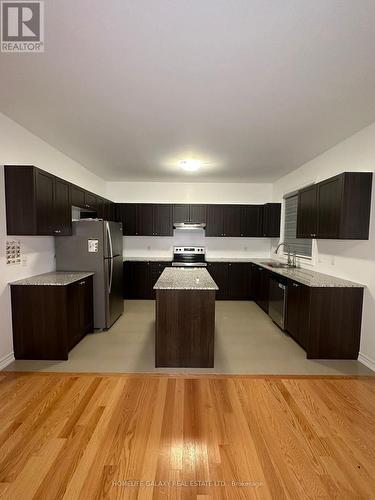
[284,194,312,258]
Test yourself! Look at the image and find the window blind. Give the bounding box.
[284,195,312,258]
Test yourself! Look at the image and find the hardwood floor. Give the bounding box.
[0,373,374,499]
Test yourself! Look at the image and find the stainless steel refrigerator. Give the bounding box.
[55,220,124,330]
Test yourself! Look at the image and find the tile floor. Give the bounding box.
[5,300,373,375]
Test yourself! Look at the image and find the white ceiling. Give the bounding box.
[1,0,375,182]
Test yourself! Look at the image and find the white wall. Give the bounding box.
[108,181,273,259]
[0,113,106,368]
[106,181,272,204]
[272,121,375,368]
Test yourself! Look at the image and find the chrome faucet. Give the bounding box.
[274,242,296,267]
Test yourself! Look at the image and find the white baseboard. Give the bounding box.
[0,352,15,371]
[358,352,375,373]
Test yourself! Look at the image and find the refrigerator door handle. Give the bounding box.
[106,222,114,259]
[108,258,113,294]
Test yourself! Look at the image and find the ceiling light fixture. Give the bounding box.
[179,159,201,172]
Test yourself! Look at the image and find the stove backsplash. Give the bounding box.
[123,229,273,260]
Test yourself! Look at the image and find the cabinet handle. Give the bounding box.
[293,283,299,287]
[79,281,86,285]
[54,230,61,234]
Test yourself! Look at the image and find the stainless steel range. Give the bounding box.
[172,246,207,267]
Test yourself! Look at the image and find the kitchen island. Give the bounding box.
[154,268,218,368]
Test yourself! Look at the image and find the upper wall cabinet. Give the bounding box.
[5,166,72,236]
[117,203,172,236]
[5,165,117,236]
[240,205,263,237]
[206,203,281,238]
[173,204,206,224]
[297,172,373,239]
[261,203,281,237]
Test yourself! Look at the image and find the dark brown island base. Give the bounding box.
[154,268,218,368]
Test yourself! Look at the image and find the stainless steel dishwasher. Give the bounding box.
[268,276,287,330]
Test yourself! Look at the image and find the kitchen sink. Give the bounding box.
[260,261,295,269]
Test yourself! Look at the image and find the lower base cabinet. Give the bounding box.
[250,265,363,359]
[206,262,252,300]
[11,276,93,360]
[251,264,269,312]
[123,261,171,299]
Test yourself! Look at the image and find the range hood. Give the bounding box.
[173,222,206,230]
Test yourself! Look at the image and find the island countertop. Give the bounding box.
[9,271,95,286]
[154,268,218,290]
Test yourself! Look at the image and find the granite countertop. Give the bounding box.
[10,272,95,286]
[250,259,365,288]
[154,268,218,290]
[124,256,172,262]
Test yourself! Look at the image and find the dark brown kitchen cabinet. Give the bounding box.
[240,205,263,237]
[189,204,207,224]
[5,166,72,236]
[297,172,373,240]
[137,204,154,236]
[117,203,138,235]
[67,278,94,350]
[206,262,228,299]
[53,178,72,235]
[173,204,190,223]
[35,170,55,234]
[227,263,251,299]
[206,205,242,237]
[136,204,172,237]
[149,262,171,298]
[296,185,317,238]
[70,184,86,209]
[251,264,269,312]
[206,205,224,237]
[123,261,171,299]
[262,203,281,237]
[223,205,242,237]
[286,280,309,350]
[84,192,97,211]
[153,204,173,236]
[172,204,207,224]
[10,275,93,360]
[206,262,251,300]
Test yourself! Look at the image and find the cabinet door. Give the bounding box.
[223,205,242,237]
[189,204,207,223]
[206,262,228,299]
[53,178,72,236]
[153,204,172,236]
[70,185,86,209]
[227,263,251,299]
[240,205,263,237]
[262,203,281,237]
[118,204,138,235]
[316,176,342,239]
[286,281,300,341]
[286,281,309,350]
[67,279,92,350]
[251,264,260,302]
[206,205,224,236]
[84,192,97,211]
[253,266,269,312]
[35,170,55,235]
[173,204,189,223]
[297,186,317,238]
[132,262,150,299]
[149,262,170,298]
[137,204,154,236]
